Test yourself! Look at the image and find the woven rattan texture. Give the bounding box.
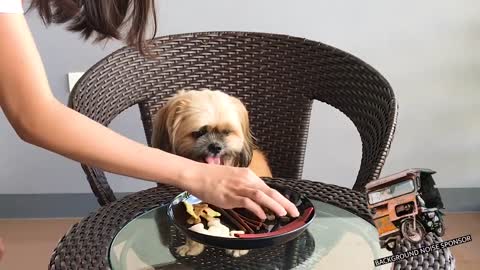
[49,178,454,270]
[68,32,397,205]
[392,233,455,270]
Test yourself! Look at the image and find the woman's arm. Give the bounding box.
[0,14,191,186]
[0,14,299,219]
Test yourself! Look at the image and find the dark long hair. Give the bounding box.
[28,0,157,53]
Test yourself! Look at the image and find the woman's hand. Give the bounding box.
[182,163,300,220]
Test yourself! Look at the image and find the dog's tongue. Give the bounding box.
[205,156,221,165]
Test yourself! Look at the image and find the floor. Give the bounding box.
[0,213,478,270]
[0,218,80,270]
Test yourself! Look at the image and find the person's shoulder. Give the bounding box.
[0,0,24,14]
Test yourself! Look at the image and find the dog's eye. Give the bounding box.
[192,129,207,139]
[222,130,231,135]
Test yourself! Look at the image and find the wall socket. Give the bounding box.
[67,72,85,92]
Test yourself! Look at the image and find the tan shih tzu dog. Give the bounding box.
[151,88,272,257]
[151,88,272,176]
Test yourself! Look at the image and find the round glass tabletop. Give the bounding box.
[109,200,391,270]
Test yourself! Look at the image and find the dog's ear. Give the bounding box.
[151,92,190,153]
[151,105,172,153]
[238,142,254,167]
[232,97,255,167]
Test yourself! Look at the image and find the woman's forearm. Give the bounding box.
[0,13,195,188]
[22,99,196,187]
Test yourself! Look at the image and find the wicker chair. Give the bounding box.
[69,31,397,206]
[58,32,456,270]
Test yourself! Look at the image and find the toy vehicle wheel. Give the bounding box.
[435,223,445,237]
[385,240,396,251]
[401,218,425,243]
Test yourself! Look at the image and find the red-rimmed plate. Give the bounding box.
[167,183,315,249]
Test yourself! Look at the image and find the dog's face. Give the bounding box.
[151,89,254,167]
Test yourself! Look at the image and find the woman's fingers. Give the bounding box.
[268,189,300,217]
[246,171,300,217]
[234,196,266,220]
[240,188,286,217]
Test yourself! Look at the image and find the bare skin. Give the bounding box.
[0,11,299,224]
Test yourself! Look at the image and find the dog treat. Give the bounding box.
[226,209,255,234]
[184,202,199,219]
[241,219,262,231]
[235,207,314,238]
[235,217,260,231]
[279,216,291,224]
[208,206,247,232]
[232,211,263,225]
[187,217,198,225]
[250,207,276,222]
[189,218,241,239]
[184,202,221,225]
[219,208,254,233]
[186,203,302,235]
[183,193,308,239]
[230,210,268,231]
[270,220,281,232]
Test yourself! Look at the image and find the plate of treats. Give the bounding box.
[167,183,315,249]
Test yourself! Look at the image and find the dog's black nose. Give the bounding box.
[208,143,222,154]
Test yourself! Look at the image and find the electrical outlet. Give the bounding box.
[67,72,84,92]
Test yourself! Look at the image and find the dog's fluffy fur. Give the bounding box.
[151,89,271,257]
[151,88,272,177]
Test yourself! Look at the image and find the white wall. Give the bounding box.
[0,0,478,194]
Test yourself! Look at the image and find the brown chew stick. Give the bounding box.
[210,206,251,233]
[232,210,266,227]
[231,212,267,231]
[242,219,261,231]
[226,209,255,234]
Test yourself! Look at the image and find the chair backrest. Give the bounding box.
[69,32,397,205]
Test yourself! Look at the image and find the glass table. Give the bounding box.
[109,200,391,270]
[48,179,455,270]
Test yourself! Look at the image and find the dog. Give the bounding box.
[151,88,272,257]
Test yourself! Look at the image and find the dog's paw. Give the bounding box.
[176,239,205,256]
[225,249,249,257]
